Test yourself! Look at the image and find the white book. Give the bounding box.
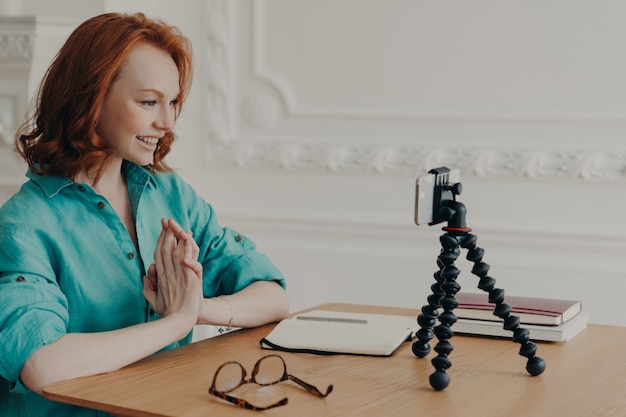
[451,311,589,342]
[260,310,418,356]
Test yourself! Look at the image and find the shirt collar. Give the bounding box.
[26,170,73,199]
[26,162,157,199]
[123,161,158,190]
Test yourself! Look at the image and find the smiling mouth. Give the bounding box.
[137,136,160,145]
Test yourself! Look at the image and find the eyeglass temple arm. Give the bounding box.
[209,388,288,411]
[288,374,334,398]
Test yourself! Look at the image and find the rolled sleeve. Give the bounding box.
[0,222,70,389]
[201,227,286,296]
[0,273,69,387]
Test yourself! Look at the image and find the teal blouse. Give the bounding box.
[0,162,285,416]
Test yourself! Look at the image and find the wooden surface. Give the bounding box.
[44,303,626,417]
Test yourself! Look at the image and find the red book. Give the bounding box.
[453,292,582,326]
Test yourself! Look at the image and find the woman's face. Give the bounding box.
[96,43,180,167]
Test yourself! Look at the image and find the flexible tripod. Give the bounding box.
[412,168,545,391]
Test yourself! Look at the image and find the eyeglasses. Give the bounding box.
[208,354,333,411]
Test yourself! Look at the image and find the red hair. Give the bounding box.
[15,12,193,181]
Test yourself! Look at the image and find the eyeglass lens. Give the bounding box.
[214,355,287,393]
[253,354,287,385]
[213,362,247,393]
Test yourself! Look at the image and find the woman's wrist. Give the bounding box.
[218,295,234,330]
[161,309,197,340]
[198,296,234,328]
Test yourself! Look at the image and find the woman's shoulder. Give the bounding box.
[1,179,47,212]
[0,181,53,235]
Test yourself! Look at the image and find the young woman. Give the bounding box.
[0,12,289,416]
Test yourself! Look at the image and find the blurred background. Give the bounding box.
[1,0,624,328]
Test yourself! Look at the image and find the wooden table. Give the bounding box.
[44,303,626,417]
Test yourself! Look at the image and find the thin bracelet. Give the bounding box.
[219,295,234,331]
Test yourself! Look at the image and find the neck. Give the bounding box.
[75,159,125,195]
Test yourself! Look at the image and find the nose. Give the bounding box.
[155,105,176,131]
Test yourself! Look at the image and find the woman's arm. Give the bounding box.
[21,312,195,395]
[21,221,202,395]
[198,280,290,328]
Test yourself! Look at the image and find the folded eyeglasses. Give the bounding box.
[208,354,333,411]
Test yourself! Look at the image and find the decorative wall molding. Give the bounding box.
[0,33,33,61]
[0,16,78,182]
[0,20,33,151]
[244,1,626,124]
[0,95,15,146]
[242,91,279,128]
[204,0,231,144]
[206,142,626,182]
[250,0,296,116]
[199,3,626,182]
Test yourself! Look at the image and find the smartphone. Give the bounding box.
[414,168,461,226]
[414,173,435,226]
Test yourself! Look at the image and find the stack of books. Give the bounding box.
[449,292,589,342]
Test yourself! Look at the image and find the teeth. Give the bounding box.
[137,136,159,145]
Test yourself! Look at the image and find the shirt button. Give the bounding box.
[16,276,25,282]
[97,201,106,209]
[128,252,136,259]
[235,235,243,242]
[78,185,86,191]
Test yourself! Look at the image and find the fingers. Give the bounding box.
[147,219,203,317]
[162,217,200,263]
[180,234,202,279]
[182,256,203,280]
[172,239,203,283]
[146,263,157,282]
[172,236,187,282]
[154,228,166,282]
[142,274,157,305]
[164,218,187,241]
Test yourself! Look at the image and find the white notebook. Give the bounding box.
[260,310,418,356]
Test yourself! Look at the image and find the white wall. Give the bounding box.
[1,0,625,328]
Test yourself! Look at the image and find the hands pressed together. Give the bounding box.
[142,218,204,327]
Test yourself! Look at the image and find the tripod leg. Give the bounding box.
[411,268,445,359]
[461,233,546,376]
[413,231,463,390]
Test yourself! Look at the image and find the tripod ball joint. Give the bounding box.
[526,356,546,376]
[429,371,450,391]
[412,341,431,358]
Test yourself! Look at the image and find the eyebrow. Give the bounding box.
[137,88,180,98]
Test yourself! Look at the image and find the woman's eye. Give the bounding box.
[170,99,179,107]
[141,100,157,107]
